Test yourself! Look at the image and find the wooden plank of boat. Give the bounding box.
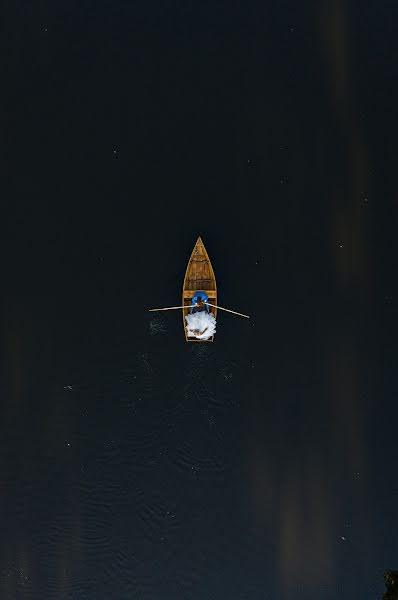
[182,236,217,342]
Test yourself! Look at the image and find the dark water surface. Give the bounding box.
[2,250,395,600]
[3,0,398,598]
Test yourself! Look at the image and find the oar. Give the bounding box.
[148,303,250,319]
[206,303,250,319]
[148,305,186,312]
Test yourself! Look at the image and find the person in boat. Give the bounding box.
[186,310,216,339]
[190,291,210,314]
[187,291,215,339]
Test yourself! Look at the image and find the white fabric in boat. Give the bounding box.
[185,311,216,340]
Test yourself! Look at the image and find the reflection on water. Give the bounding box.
[320,0,371,290]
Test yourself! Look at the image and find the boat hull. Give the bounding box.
[182,237,217,342]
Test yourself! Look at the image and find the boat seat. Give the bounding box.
[184,290,216,299]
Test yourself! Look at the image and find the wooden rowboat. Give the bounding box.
[148,238,249,337]
[182,236,217,342]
